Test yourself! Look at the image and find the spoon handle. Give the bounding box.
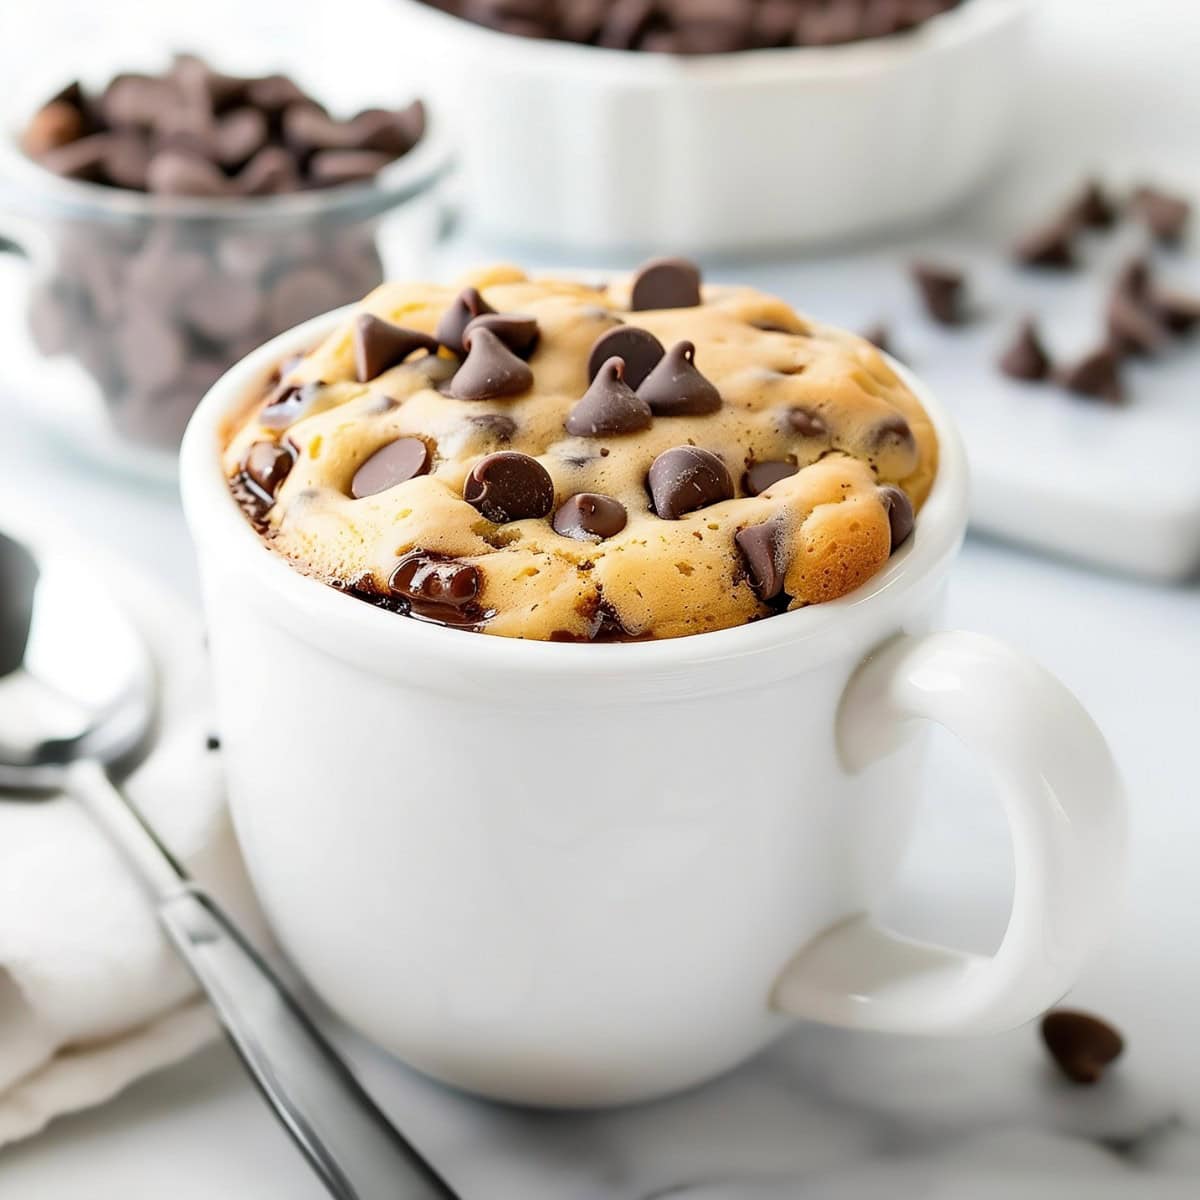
[67,760,459,1200]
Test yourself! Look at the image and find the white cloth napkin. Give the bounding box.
[0,542,257,1147]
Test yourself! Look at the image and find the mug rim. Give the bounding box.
[180,300,969,683]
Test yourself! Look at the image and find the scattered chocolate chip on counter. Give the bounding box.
[1041,1009,1125,1085]
[998,318,1051,382]
[1130,184,1191,245]
[911,261,968,326]
[1057,345,1124,404]
[1013,215,1077,270]
[419,0,965,52]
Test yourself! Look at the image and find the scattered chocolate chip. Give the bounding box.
[735,520,785,600]
[449,326,534,401]
[353,313,440,382]
[635,340,721,417]
[1154,286,1200,333]
[390,551,482,624]
[350,437,430,498]
[1107,286,1170,358]
[1057,346,1124,404]
[998,318,1051,381]
[1013,217,1076,269]
[435,286,495,355]
[1067,179,1117,230]
[630,257,703,311]
[878,484,914,552]
[1041,1010,1124,1085]
[743,459,796,495]
[565,357,653,436]
[21,100,85,157]
[1115,255,1152,301]
[911,261,967,325]
[647,446,734,519]
[788,406,828,438]
[586,326,665,390]
[463,312,540,359]
[243,439,296,499]
[463,451,555,522]
[1131,185,1191,244]
[552,493,628,541]
[260,381,324,429]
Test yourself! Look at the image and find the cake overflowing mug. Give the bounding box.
[181,265,1125,1107]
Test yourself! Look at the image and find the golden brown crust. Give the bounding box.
[223,266,938,640]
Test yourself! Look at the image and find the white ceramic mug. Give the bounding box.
[181,310,1125,1108]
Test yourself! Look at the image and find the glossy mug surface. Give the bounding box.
[181,310,1125,1107]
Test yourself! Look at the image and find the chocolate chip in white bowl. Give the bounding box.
[647,446,733,519]
[463,451,555,522]
[788,406,828,439]
[259,380,325,429]
[630,257,703,311]
[878,484,914,553]
[390,551,482,625]
[463,312,540,359]
[637,341,721,416]
[350,437,430,498]
[552,493,628,541]
[735,520,786,600]
[587,326,664,390]
[353,314,440,382]
[449,326,534,401]
[743,460,796,496]
[565,358,653,436]
[435,287,495,356]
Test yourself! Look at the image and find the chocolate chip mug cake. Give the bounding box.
[223,259,937,641]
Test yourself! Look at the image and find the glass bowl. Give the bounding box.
[0,69,451,483]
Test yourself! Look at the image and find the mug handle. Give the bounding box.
[771,631,1126,1036]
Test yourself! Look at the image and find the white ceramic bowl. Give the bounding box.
[390,0,1030,254]
[180,300,1123,1108]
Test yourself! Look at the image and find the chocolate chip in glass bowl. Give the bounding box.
[735,520,786,600]
[743,459,796,496]
[463,451,555,522]
[637,340,721,416]
[552,493,628,541]
[647,446,733,519]
[350,437,430,498]
[448,326,534,401]
[630,257,703,311]
[878,484,914,553]
[587,326,665,390]
[353,314,440,382]
[435,287,495,355]
[463,312,540,359]
[565,357,653,436]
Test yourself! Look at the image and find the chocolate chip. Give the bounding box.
[1153,286,1200,333]
[1013,217,1076,269]
[1067,179,1117,230]
[235,145,300,195]
[597,0,657,48]
[1115,255,1152,301]
[587,326,665,390]
[636,340,721,416]
[565,357,653,436]
[205,734,221,751]
[463,451,555,522]
[647,446,733,519]
[1057,346,1124,404]
[735,521,785,600]
[870,412,917,455]
[21,100,85,157]
[911,261,967,325]
[38,134,117,183]
[788,406,828,438]
[308,149,394,186]
[353,314,440,382]
[998,318,1051,381]
[1041,1010,1124,1085]
[1107,286,1170,358]
[463,312,540,359]
[243,439,296,499]
[260,381,324,429]
[465,412,517,442]
[390,551,482,624]
[435,286,495,355]
[630,257,703,311]
[146,150,230,197]
[878,484,914,552]
[449,326,534,401]
[246,74,310,113]
[552,493,628,541]
[1131,185,1190,244]
[350,437,430,498]
[743,460,796,495]
[104,135,152,190]
[214,107,269,167]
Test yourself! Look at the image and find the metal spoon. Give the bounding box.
[0,529,458,1200]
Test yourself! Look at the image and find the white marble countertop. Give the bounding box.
[2,1,1200,1196]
